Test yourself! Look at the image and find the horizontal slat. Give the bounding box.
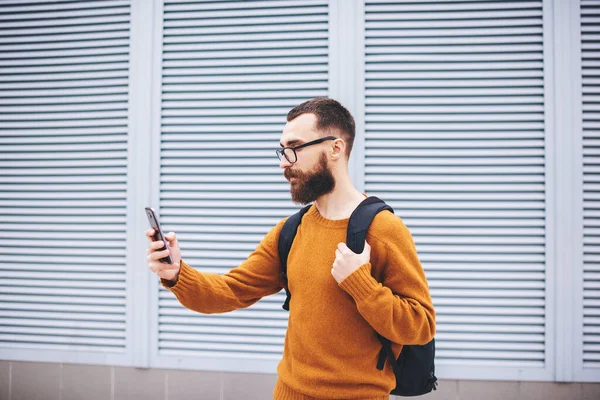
[365,182,544,191]
[165,0,325,12]
[163,82,325,93]
[366,2,539,12]
[0,64,129,75]
[162,56,328,69]
[366,95,543,104]
[158,314,288,328]
[165,39,325,52]
[366,54,542,64]
[0,78,129,90]
[435,349,543,361]
[367,138,544,148]
[0,45,129,60]
[0,22,130,37]
[0,310,125,322]
[159,332,283,345]
[0,96,128,107]
[366,104,544,113]
[167,8,326,22]
[0,318,124,331]
[367,9,541,20]
[366,18,542,29]
[0,326,124,339]
[0,254,125,264]
[0,0,128,12]
[164,30,327,44]
[164,23,327,37]
[0,334,125,347]
[0,15,130,29]
[0,31,128,46]
[366,36,542,46]
[367,44,543,55]
[163,48,326,62]
[163,74,327,86]
[0,270,124,280]
[0,86,128,97]
[366,113,543,122]
[158,340,281,353]
[367,26,542,38]
[0,266,124,276]
[164,15,326,28]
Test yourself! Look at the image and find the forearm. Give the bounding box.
[340,263,436,345]
[163,260,282,314]
[160,218,286,314]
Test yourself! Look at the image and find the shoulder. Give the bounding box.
[368,208,415,245]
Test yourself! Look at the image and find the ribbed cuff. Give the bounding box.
[160,260,195,293]
[339,263,380,303]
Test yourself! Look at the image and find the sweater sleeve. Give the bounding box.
[160,219,285,314]
[338,216,436,345]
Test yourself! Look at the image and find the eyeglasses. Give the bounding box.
[276,136,338,164]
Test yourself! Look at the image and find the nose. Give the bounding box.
[280,156,292,169]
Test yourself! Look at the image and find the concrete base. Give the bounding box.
[1,360,598,400]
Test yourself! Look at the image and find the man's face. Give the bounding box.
[280,114,336,205]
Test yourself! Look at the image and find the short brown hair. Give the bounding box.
[287,97,356,157]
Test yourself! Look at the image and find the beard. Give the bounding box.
[284,152,336,205]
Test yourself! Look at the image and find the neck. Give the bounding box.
[314,171,366,220]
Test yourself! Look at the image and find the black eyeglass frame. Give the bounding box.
[276,136,338,164]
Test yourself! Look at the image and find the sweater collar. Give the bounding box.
[304,203,350,229]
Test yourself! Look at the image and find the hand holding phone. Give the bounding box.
[145,207,173,264]
[145,207,182,283]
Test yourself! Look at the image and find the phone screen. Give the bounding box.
[145,207,173,264]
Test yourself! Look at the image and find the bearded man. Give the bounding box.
[145,98,435,400]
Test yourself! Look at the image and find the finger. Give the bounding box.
[165,232,177,244]
[151,261,178,271]
[152,240,166,249]
[331,268,341,282]
[146,245,161,255]
[337,242,348,252]
[145,229,155,239]
[148,261,178,273]
[147,249,170,262]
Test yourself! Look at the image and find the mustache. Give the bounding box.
[284,168,302,180]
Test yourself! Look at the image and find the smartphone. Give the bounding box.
[145,207,173,264]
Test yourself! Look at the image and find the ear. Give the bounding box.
[330,138,346,160]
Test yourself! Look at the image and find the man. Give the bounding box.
[146,98,435,400]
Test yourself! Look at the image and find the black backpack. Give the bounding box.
[278,196,437,397]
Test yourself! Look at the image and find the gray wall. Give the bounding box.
[1,361,599,400]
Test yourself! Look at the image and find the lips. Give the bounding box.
[284,169,300,181]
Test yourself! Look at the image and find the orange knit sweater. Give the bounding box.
[162,204,435,400]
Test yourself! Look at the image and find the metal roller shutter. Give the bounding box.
[0,0,131,360]
[364,0,547,375]
[156,0,328,366]
[581,0,600,374]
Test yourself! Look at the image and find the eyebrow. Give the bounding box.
[280,139,302,148]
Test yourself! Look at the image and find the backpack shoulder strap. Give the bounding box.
[345,196,397,371]
[278,204,312,311]
[346,196,394,254]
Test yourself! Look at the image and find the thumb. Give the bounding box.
[362,240,371,254]
[165,232,177,243]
